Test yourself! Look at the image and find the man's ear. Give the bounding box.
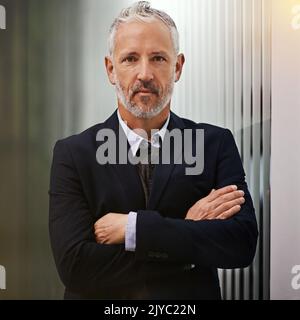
[105,56,116,85]
[175,54,185,83]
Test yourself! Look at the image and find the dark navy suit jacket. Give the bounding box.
[49,110,258,300]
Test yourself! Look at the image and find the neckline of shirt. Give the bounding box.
[117,110,170,157]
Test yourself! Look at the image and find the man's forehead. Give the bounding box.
[114,19,174,54]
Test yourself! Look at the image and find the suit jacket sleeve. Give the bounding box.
[135,129,258,269]
[49,139,139,295]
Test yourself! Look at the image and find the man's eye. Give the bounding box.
[122,56,137,63]
[153,56,166,62]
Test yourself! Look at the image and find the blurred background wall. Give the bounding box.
[1,0,296,300]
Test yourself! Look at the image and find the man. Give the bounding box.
[49,1,258,300]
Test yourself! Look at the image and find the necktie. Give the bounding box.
[136,142,159,206]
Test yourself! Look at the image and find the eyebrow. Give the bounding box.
[150,51,168,56]
[120,51,169,57]
[120,51,139,57]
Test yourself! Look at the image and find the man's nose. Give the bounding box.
[137,60,154,82]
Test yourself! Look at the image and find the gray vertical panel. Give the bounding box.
[180,0,187,118]
[233,0,243,300]
[175,0,186,118]
[225,0,235,130]
[251,0,262,301]
[261,0,271,300]
[192,0,201,122]
[233,0,243,149]
[242,0,253,300]
[206,0,215,123]
[224,0,234,301]
[186,0,193,117]
[210,0,219,125]
[199,0,207,122]
[216,0,226,298]
[216,0,226,127]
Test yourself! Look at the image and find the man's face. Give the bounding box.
[106,19,184,119]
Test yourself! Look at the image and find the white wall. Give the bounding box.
[271,0,300,300]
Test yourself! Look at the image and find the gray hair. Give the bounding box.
[108,1,179,56]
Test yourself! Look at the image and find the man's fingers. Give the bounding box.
[204,197,244,220]
[206,205,241,220]
[200,194,244,220]
[208,185,237,202]
[212,190,245,208]
[218,205,242,220]
[95,226,112,235]
[213,197,245,216]
[95,230,109,244]
[94,212,115,228]
[96,236,108,244]
[95,230,104,239]
[94,223,112,232]
[94,219,105,229]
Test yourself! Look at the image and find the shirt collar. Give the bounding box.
[117,110,170,157]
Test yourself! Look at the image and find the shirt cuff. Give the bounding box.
[125,211,137,252]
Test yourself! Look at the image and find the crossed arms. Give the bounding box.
[94,185,246,245]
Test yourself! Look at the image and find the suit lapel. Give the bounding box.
[102,111,146,208]
[147,112,186,209]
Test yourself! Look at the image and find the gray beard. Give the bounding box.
[114,76,175,119]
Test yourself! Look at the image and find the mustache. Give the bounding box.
[131,81,160,95]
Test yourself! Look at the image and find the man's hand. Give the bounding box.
[94,213,128,245]
[185,185,245,221]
